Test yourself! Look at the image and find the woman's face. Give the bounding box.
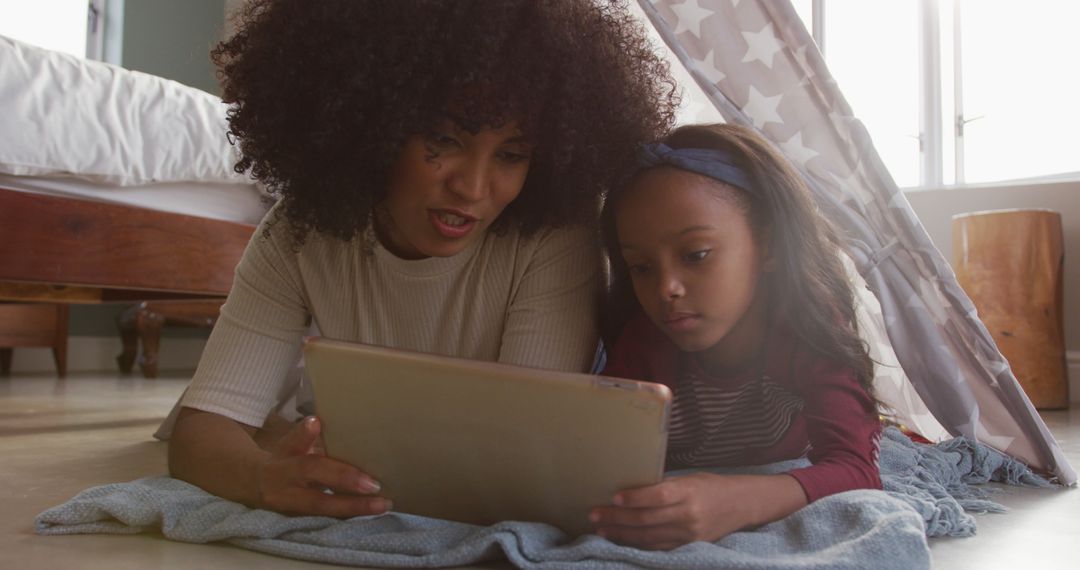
[377,120,534,259]
[616,168,770,366]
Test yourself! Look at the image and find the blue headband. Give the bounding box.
[638,142,753,194]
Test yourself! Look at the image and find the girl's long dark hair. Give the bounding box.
[601,123,876,400]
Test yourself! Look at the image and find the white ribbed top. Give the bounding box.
[180,204,600,428]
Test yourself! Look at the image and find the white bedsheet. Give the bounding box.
[0,35,245,186]
[0,173,270,225]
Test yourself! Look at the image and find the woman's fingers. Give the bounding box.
[255,416,388,517]
[276,486,393,519]
[294,453,382,495]
[257,455,390,517]
[272,416,380,494]
[274,416,322,456]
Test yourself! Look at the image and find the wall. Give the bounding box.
[121,0,225,94]
[223,0,246,38]
[904,180,1080,401]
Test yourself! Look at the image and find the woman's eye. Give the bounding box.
[627,263,650,275]
[497,150,531,164]
[425,132,459,149]
[684,250,710,263]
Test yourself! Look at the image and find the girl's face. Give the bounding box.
[616,167,770,368]
[377,120,534,259]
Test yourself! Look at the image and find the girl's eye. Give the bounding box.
[684,250,710,263]
[627,263,650,275]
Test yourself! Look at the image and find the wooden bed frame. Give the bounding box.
[0,187,255,304]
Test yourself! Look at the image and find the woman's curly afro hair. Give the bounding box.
[215,0,679,244]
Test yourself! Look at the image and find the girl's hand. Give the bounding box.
[254,416,392,518]
[588,472,806,551]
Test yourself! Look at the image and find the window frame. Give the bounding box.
[87,0,123,65]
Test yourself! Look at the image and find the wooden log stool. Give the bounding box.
[116,300,224,379]
[0,303,69,378]
[952,209,1069,409]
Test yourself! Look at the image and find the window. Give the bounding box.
[0,0,89,57]
[956,0,1080,185]
[821,0,921,188]
[798,0,1080,188]
[0,0,112,61]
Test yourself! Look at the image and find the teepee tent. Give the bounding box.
[633,0,1075,484]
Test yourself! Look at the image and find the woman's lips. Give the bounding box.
[429,209,477,238]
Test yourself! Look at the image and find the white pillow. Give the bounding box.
[0,34,246,186]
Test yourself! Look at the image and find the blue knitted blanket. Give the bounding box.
[36,427,1048,569]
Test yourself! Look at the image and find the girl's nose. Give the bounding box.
[449,156,490,202]
[658,270,685,300]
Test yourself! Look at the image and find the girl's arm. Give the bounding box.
[785,359,882,502]
[589,472,807,550]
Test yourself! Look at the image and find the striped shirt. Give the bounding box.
[603,312,882,502]
[666,369,807,470]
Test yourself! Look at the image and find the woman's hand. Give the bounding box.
[254,416,392,518]
[588,472,807,551]
[170,408,391,518]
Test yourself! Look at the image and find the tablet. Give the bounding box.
[303,337,671,536]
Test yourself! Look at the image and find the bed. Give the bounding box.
[0,181,260,303]
[0,34,267,305]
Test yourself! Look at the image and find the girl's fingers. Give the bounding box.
[590,502,684,528]
[595,522,690,550]
[612,479,684,509]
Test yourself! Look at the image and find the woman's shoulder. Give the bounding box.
[254,201,378,258]
[477,223,599,270]
[489,223,597,252]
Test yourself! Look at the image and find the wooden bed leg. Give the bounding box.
[135,309,165,379]
[116,304,141,374]
[53,305,69,379]
[0,348,11,376]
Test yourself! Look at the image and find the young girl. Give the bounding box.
[592,124,881,550]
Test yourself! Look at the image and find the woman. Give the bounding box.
[166,0,678,519]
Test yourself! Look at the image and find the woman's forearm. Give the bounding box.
[167,407,270,508]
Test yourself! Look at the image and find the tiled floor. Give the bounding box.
[1,373,1077,569]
